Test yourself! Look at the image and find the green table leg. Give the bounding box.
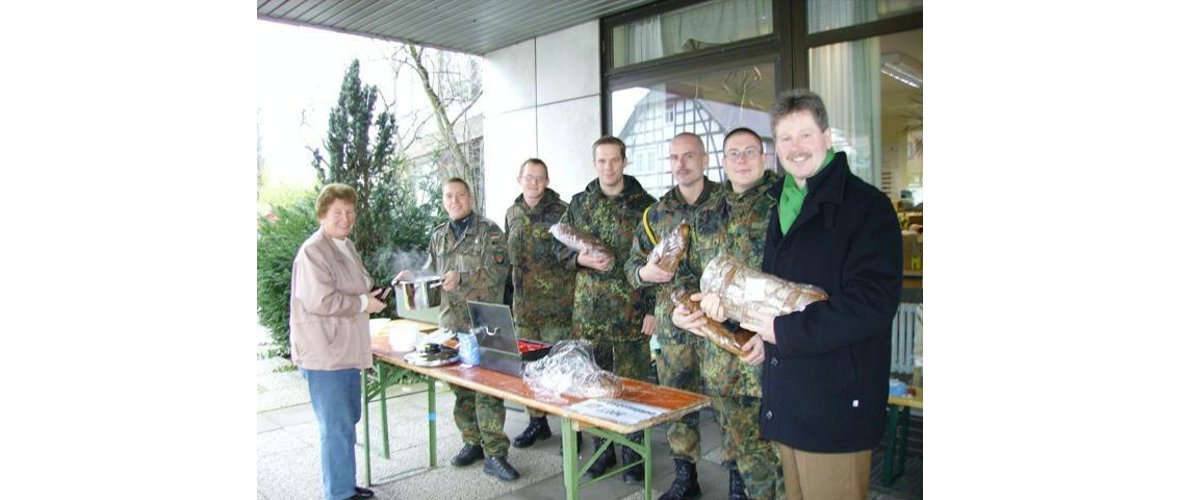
[428,381,437,468]
[378,363,389,459]
[897,407,912,478]
[642,428,652,500]
[562,418,579,500]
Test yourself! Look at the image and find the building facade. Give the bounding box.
[482,0,922,218]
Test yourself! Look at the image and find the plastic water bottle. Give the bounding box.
[457,332,480,366]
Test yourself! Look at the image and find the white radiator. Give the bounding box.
[891,303,923,375]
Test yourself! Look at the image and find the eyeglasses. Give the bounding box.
[667,152,701,162]
[519,174,548,183]
[724,148,762,160]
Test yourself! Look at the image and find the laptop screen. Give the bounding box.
[466,301,521,353]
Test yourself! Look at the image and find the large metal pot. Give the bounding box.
[394,276,443,310]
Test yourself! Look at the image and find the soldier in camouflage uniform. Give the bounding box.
[625,132,724,499]
[673,128,786,500]
[556,136,656,481]
[394,178,518,482]
[503,158,576,449]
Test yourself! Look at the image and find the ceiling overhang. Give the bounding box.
[258,0,659,55]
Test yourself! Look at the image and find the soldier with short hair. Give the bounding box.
[503,158,576,449]
[556,136,656,481]
[394,177,517,482]
[625,132,724,498]
[673,127,786,500]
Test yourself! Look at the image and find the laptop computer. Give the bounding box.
[466,301,525,377]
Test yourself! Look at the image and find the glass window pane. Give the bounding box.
[808,29,922,209]
[807,0,921,33]
[612,0,773,68]
[611,62,777,198]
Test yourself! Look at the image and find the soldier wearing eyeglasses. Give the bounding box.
[624,132,725,498]
[672,127,785,500]
[502,158,575,449]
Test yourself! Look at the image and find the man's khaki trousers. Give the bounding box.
[779,444,872,500]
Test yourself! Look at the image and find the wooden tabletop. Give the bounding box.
[386,318,439,333]
[372,336,710,434]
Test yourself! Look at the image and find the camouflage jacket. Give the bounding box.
[504,188,575,331]
[557,175,656,341]
[624,179,724,345]
[425,215,510,332]
[685,170,780,397]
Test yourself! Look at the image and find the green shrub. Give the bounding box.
[256,192,318,358]
[256,59,444,388]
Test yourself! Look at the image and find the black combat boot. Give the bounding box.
[512,416,552,448]
[658,459,701,500]
[582,437,617,480]
[450,444,484,466]
[728,467,749,500]
[619,432,644,484]
[482,455,520,481]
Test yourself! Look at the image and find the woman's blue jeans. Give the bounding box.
[302,368,362,500]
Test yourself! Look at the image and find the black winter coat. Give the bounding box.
[759,152,903,452]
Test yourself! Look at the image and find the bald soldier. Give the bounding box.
[625,132,724,499]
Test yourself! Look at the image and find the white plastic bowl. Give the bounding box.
[389,323,420,352]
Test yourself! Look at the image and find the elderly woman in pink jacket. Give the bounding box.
[290,183,386,500]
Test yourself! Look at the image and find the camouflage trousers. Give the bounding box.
[451,384,509,456]
[714,395,785,500]
[655,340,702,462]
[519,324,574,418]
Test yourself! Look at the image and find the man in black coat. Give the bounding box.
[702,89,902,499]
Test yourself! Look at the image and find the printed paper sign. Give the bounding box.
[567,398,670,425]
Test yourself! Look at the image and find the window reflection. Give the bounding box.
[809,29,922,211]
[611,62,777,198]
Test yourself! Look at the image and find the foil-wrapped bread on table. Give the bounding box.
[522,340,623,402]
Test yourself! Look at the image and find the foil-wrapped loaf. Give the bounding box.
[648,222,690,273]
[549,223,616,271]
[670,289,754,356]
[522,339,624,402]
[699,254,829,325]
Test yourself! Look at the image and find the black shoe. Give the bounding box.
[512,416,552,448]
[728,468,748,500]
[619,432,644,484]
[351,486,375,498]
[451,444,485,467]
[658,459,701,500]
[582,438,617,480]
[482,455,520,481]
